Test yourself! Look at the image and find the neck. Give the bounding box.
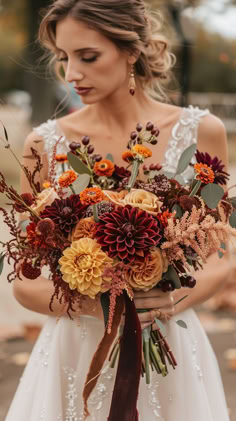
[88,85,158,135]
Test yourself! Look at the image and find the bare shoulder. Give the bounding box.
[197,112,228,167]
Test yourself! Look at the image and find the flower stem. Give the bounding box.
[127,160,140,191]
[189,180,201,197]
[93,204,99,222]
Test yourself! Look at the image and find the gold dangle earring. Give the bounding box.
[129,64,136,96]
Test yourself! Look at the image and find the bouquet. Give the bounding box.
[0,119,236,420]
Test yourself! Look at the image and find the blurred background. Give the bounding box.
[0,0,236,419]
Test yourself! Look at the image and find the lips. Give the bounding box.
[75,87,93,94]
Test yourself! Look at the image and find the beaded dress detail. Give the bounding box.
[5,106,230,421]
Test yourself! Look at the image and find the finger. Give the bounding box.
[134,297,173,310]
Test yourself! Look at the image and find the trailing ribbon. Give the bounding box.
[108,292,142,421]
[83,294,124,418]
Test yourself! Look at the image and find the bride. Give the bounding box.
[6,0,231,420]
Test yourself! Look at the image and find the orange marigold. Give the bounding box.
[194,163,215,184]
[132,144,152,158]
[58,170,78,188]
[80,187,105,205]
[42,180,51,189]
[55,154,68,163]
[122,150,134,163]
[93,159,115,177]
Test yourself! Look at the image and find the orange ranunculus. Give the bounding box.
[194,163,215,184]
[93,159,115,177]
[132,144,152,159]
[122,150,134,163]
[80,187,105,205]
[58,170,78,188]
[55,154,68,163]
[71,217,97,241]
[125,248,168,291]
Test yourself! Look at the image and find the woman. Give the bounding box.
[6,0,231,420]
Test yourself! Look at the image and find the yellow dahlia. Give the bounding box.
[59,238,113,299]
[125,248,168,291]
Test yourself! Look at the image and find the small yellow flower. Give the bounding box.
[42,180,51,189]
[132,144,152,159]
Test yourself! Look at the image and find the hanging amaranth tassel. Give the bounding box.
[129,64,136,96]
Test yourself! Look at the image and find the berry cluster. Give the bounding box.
[158,275,196,292]
[143,163,162,173]
[127,121,160,149]
[69,137,103,167]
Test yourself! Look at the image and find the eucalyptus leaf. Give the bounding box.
[0,253,5,276]
[163,171,175,180]
[201,183,224,209]
[176,320,188,329]
[19,219,31,232]
[165,265,181,289]
[229,211,236,228]
[67,152,91,175]
[106,153,114,163]
[100,292,110,328]
[71,173,90,194]
[218,242,226,259]
[175,174,185,185]
[171,204,183,219]
[229,197,236,209]
[175,144,196,175]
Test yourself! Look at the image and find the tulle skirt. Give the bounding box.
[5,309,230,421]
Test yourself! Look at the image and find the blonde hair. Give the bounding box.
[39,0,175,101]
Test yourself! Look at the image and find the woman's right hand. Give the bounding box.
[133,289,175,330]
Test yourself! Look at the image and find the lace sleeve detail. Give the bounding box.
[162,106,210,182]
[34,119,70,176]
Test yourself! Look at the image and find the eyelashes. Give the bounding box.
[56,56,98,63]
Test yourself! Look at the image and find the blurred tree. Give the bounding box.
[25,0,57,125]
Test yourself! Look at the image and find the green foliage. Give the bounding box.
[201,183,225,209]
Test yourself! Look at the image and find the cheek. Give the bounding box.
[95,53,127,84]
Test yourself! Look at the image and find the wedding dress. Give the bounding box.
[5,106,230,421]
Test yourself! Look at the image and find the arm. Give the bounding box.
[13,131,103,320]
[173,113,232,314]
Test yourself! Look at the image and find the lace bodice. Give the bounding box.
[34,105,209,180]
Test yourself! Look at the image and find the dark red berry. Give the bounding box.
[95,154,102,162]
[69,142,80,151]
[150,139,158,145]
[82,136,90,146]
[149,163,156,171]
[185,276,196,288]
[143,164,148,171]
[87,145,95,154]
[130,131,137,140]
[146,121,154,131]
[136,123,142,132]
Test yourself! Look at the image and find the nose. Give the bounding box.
[64,60,84,84]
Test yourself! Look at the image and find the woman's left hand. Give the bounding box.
[134,289,175,330]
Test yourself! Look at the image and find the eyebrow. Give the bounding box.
[55,47,100,53]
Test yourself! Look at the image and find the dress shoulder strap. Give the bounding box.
[162,105,210,181]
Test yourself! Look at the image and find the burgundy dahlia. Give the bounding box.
[40,195,87,235]
[95,205,162,263]
[195,150,230,185]
[113,165,131,180]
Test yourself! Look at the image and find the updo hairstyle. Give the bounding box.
[39,0,175,100]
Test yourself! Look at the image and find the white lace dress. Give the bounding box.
[5,106,230,421]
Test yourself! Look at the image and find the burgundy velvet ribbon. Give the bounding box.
[108,292,142,421]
